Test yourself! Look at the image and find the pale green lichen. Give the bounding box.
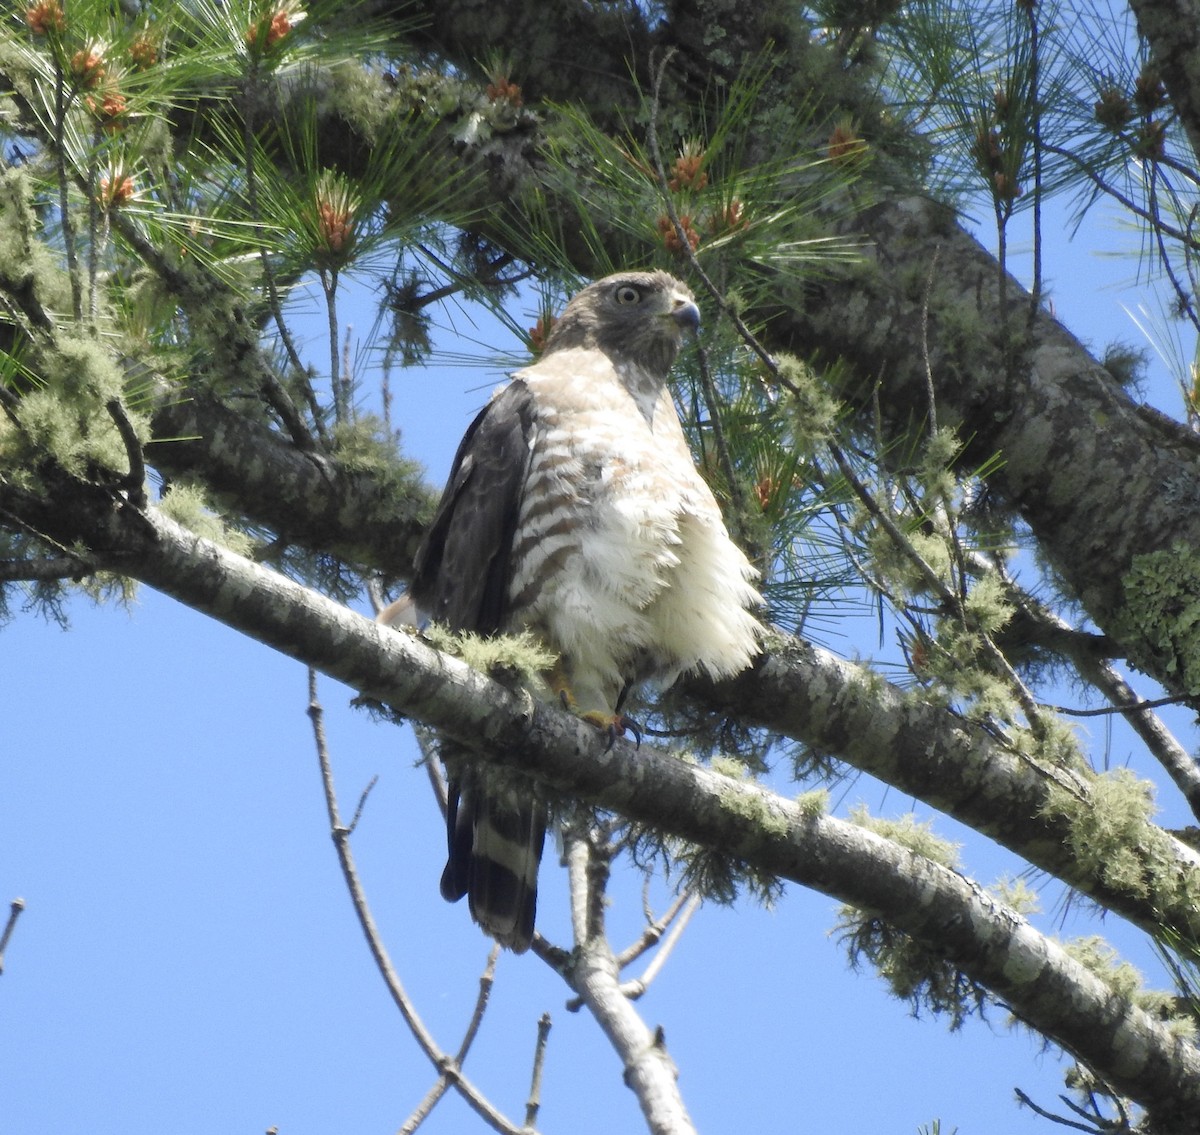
[1040,766,1176,902]
[849,805,962,869]
[1118,542,1200,696]
[158,483,255,558]
[778,351,839,446]
[6,337,146,480]
[990,875,1041,916]
[709,757,792,839]
[422,624,557,690]
[1061,935,1196,1040]
[835,906,989,1029]
[796,787,829,818]
[0,167,72,319]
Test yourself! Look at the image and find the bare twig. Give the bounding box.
[1024,0,1043,323]
[458,944,501,1063]
[397,945,501,1135]
[620,896,701,1002]
[523,1013,552,1131]
[413,725,451,816]
[0,897,25,975]
[306,669,532,1135]
[919,248,941,441]
[322,269,346,423]
[1046,693,1186,718]
[1013,1087,1115,1133]
[396,1078,450,1135]
[239,78,322,451]
[615,890,694,970]
[528,933,572,976]
[345,775,378,836]
[52,61,83,323]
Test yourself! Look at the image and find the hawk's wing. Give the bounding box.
[409,379,545,952]
[411,380,536,634]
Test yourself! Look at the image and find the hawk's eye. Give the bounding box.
[614,284,641,305]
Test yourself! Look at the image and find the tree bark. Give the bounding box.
[1128,0,1200,159]
[147,386,432,574]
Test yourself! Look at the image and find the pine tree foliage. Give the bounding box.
[4,0,1200,1132]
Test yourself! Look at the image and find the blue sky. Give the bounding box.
[2,194,1196,1133]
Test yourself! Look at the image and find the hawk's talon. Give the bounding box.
[577,709,641,750]
[620,714,643,750]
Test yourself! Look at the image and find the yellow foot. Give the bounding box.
[579,708,643,751]
[553,682,642,751]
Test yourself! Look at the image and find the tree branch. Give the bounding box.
[5,476,1199,1124]
[0,898,25,976]
[564,832,697,1135]
[145,384,433,574]
[307,668,530,1135]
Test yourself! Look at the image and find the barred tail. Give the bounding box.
[440,774,546,953]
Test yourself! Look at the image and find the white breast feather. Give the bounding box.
[508,349,762,712]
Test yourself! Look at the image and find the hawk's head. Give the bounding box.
[543,271,700,379]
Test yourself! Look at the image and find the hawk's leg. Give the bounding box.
[547,664,642,750]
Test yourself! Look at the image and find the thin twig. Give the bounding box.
[305,669,531,1135]
[396,945,502,1135]
[1040,142,1198,250]
[52,60,83,323]
[396,1078,450,1135]
[1013,1088,1107,1133]
[982,553,1200,816]
[919,248,940,441]
[86,133,100,324]
[621,895,701,1001]
[523,1013,552,1131]
[0,898,25,975]
[1044,693,1186,718]
[345,775,378,836]
[240,77,320,451]
[322,269,347,422]
[615,889,693,969]
[829,441,1048,738]
[693,341,750,540]
[457,944,501,1063]
[1025,0,1043,323]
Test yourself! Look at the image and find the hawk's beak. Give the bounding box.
[671,296,701,334]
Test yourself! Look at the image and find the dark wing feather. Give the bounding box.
[411,380,535,634]
[411,380,545,952]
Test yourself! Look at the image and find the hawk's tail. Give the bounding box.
[440,773,546,953]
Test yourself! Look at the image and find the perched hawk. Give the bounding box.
[404,270,763,951]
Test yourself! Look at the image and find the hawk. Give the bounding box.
[400,270,763,951]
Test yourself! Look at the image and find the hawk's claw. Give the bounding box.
[578,710,641,750]
[619,714,643,750]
